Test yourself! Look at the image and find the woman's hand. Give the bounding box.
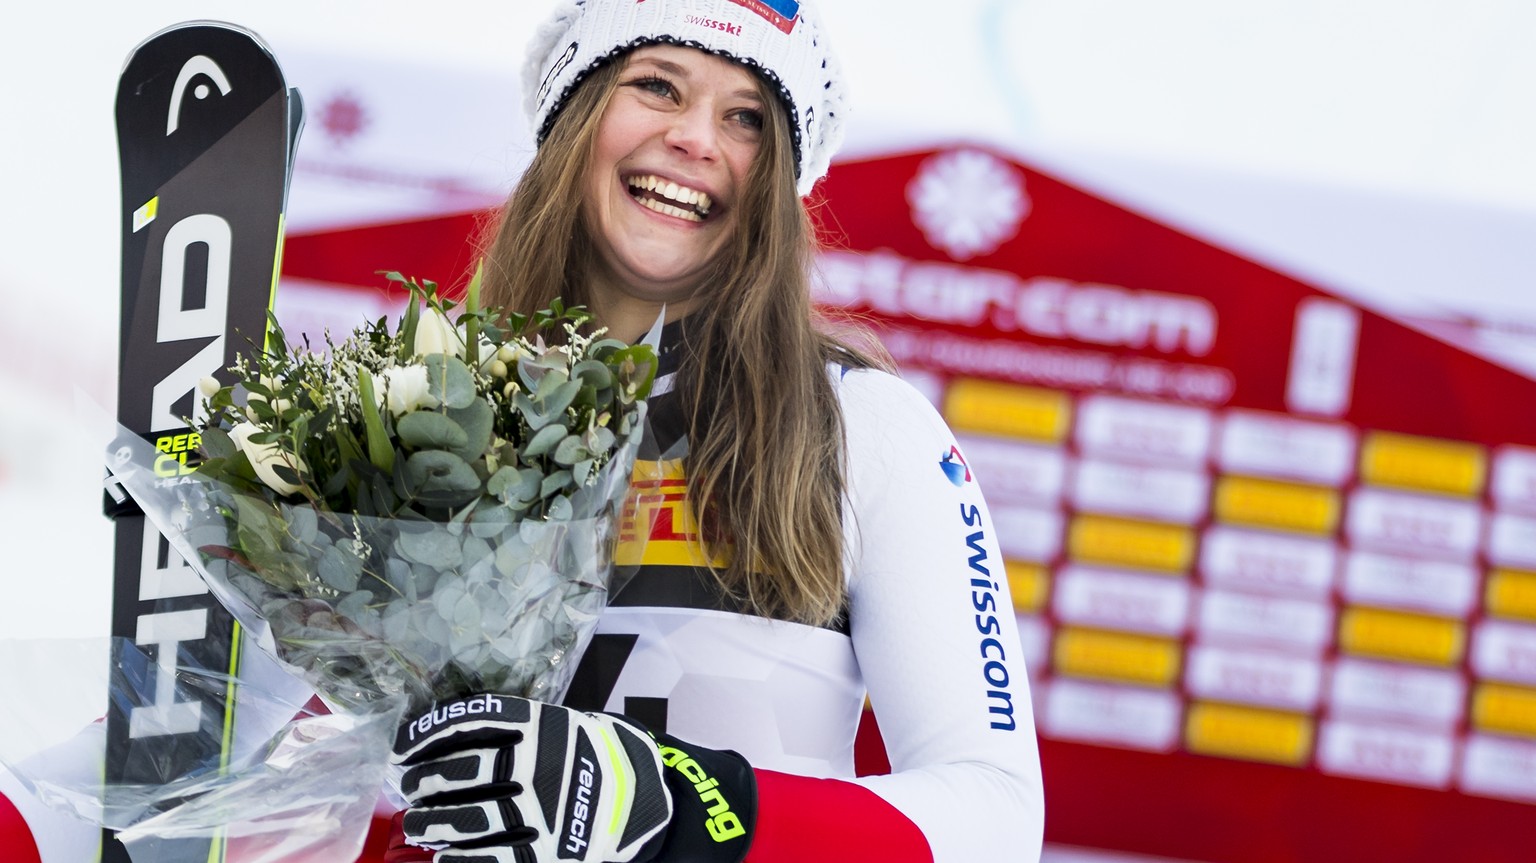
[391,693,757,863]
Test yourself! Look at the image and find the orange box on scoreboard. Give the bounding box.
[1360,431,1486,497]
[1053,627,1182,687]
[943,379,1071,443]
[1006,561,1050,613]
[1185,702,1314,766]
[1338,607,1464,666]
[1068,515,1195,573]
[1214,476,1340,534]
[1487,569,1536,621]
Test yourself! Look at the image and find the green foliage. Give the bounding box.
[184,270,655,710]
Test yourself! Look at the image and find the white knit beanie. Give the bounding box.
[523,0,847,197]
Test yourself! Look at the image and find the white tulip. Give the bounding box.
[470,335,500,372]
[198,376,221,398]
[380,364,436,416]
[414,307,463,358]
[229,422,307,496]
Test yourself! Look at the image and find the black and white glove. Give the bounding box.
[391,693,757,863]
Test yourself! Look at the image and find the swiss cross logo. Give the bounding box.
[940,446,972,487]
[727,0,800,33]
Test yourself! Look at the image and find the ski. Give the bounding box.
[104,21,301,863]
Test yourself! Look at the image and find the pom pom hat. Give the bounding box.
[523,0,846,197]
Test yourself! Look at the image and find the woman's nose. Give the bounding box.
[663,103,721,161]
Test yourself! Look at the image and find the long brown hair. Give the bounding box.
[481,51,878,627]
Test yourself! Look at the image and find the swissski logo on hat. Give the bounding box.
[728,0,800,33]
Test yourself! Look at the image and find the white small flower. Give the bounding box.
[414,307,463,358]
[380,364,436,416]
[198,376,221,398]
[229,422,307,496]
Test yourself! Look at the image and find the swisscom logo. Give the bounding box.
[940,446,972,486]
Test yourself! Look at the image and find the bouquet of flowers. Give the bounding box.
[169,269,657,713]
[51,269,659,859]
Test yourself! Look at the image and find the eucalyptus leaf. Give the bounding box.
[383,558,412,597]
[383,600,411,642]
[448,399,494,461]
[404,450,481,496]
[523,425,566,458]
[424,354,477,409]
[547,495,574,522]
[516,392,553,431]
[433,573,467,611]
[318,545,362,592]
[335,590,375,622]
[397,411,469,450]
[540,471,573,499]
[281,504,319,546]
[540,380,582,419]
[571,360,613,390]
[470,504,516,538]
[410,562,441,597]
[396,526,463,568]
[487,466,521,499]
[201,428,237,459]
[552,434,589,467]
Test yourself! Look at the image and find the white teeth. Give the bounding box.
[637,196,703,222]
[626,175,713,217]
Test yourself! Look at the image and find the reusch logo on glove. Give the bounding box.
[402,693,527,745]
[559,735,602,859]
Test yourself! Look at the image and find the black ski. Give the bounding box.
[104,21,301,863]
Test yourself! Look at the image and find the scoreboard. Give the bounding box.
[814,147,1536,862]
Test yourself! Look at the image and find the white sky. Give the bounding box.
[2,0,1533,643]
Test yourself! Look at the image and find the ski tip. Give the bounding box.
[120,19,279,76]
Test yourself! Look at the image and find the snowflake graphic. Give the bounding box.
[320,92,368,146]
[906,149,1030,261]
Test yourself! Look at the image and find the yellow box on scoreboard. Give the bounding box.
[1005,561,1050,613]
[943,379,1071,443]
[1186,702,1313,765]
[1473,683,1536,738]
[1338,607,1464,666]
[1487,569,1536,622]
[1068,515,1195,573]
[1213,476,1340,534]
[1053,627,1181,687]
[1360,432,1486,497]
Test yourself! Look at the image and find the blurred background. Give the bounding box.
[3,1,1536,861]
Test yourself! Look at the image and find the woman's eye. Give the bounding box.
[733,109,764,131]
[628,76,675,99]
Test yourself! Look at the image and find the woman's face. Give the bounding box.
[581,45,765,318]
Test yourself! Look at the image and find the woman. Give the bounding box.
[387,2,1044,861]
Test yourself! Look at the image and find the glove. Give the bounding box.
[391,693,757,863]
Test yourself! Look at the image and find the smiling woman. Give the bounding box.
[384,2,1046,862]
